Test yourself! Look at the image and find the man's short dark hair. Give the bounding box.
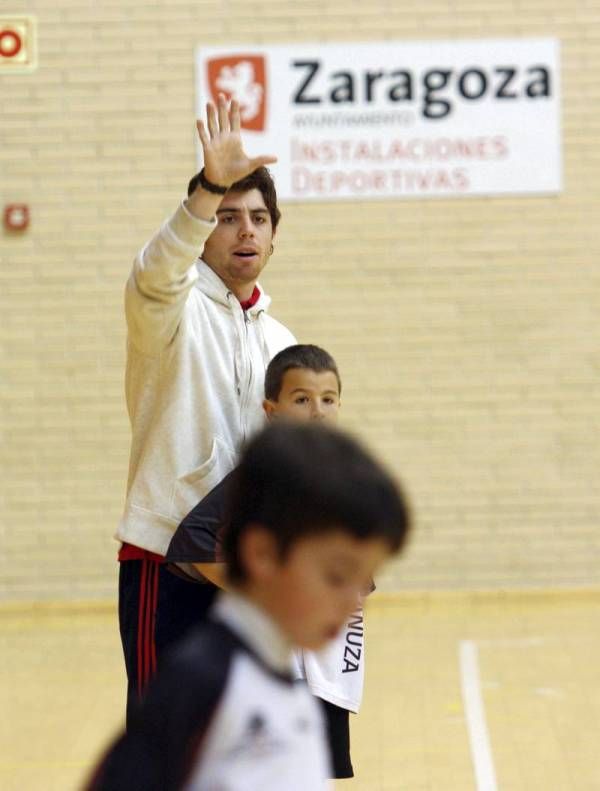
[223,423,411,584]
[187,167,281,230]
[264,344,342,401]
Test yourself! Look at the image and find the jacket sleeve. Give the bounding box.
[125,201,216,355]
[85,622,238,791]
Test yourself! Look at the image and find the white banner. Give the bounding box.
[195,39,561,202]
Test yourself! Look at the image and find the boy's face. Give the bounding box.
[247,529,389,651]
[263,368,340,423]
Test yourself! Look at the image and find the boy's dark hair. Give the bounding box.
[264,344,342,401]
[223,423,410,584]
[187,166,281,230]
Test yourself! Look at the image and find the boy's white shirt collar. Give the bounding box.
[213,591,294,675]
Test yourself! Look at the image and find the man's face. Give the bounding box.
[256,530,389,651]
[202,188,274,294]
[263,369,341,423]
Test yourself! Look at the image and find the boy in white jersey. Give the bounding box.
[87,422,411,791]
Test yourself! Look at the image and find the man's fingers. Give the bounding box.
[217,93,229,132]
[206,102,218,138]
[199,98,275,182]
[248,155,278,170]
[196,119,209,148]
[230,99,241,132]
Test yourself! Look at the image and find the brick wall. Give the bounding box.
[1,1,599,599]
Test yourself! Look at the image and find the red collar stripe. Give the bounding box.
[239,286,261,311]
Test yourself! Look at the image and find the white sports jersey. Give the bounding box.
[294,607,365,714]
[184,595,331,790]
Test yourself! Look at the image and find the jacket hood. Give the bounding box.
[194,258,272,314]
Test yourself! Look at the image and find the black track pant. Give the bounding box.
[118,559,218,729]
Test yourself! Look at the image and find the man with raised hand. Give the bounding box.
[116,95,295,725]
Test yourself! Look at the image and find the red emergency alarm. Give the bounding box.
[4,204,30,231]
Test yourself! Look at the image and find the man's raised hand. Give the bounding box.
[196,94,277,189]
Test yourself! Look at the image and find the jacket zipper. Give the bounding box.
[238,307,253,442]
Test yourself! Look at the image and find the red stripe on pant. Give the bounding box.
[150,562,159,673]
[136,559,160,697]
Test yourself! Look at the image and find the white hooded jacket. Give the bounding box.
[116,201,296,555]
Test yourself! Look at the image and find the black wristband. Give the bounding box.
[197,168,228,195]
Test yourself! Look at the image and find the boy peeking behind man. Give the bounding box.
[167,344,362,779]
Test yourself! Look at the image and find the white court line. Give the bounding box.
[459,640,499,791]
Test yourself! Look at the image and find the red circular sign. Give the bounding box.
[0,29,22,59]
[4,204,30,231]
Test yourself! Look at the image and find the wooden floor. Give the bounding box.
[2,591,600,790]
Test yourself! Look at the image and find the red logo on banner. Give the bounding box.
[207,55,266,132]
